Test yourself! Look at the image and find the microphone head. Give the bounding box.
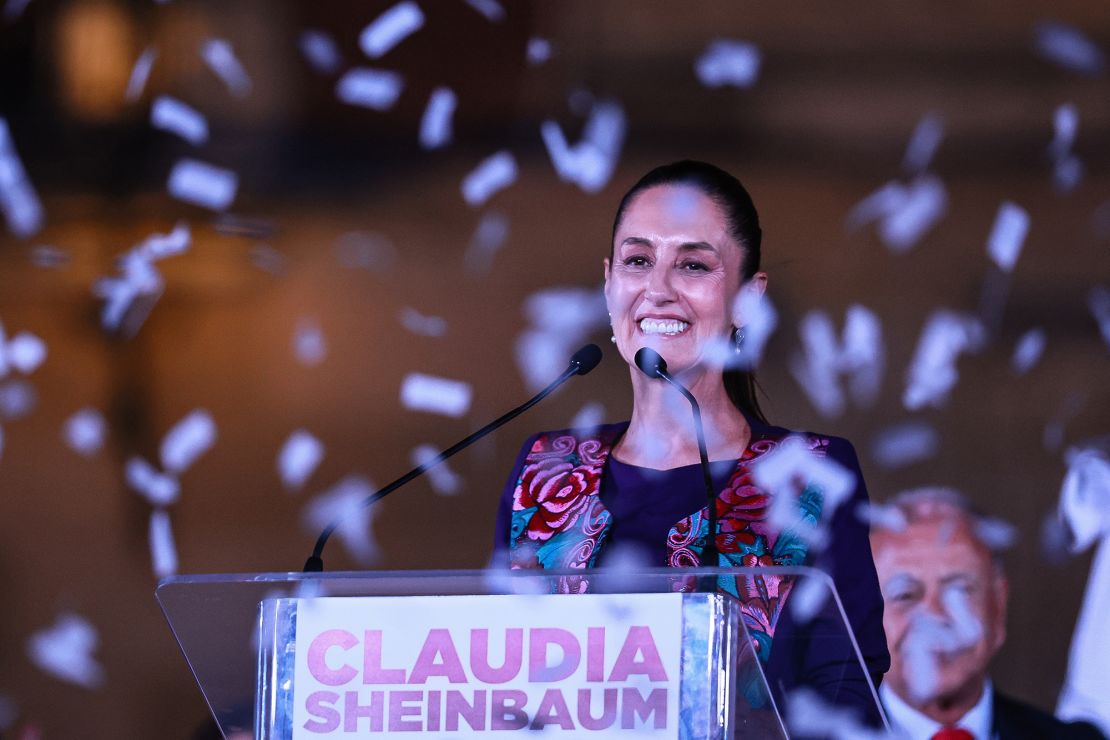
[570,344,603,375]
[634,347,667,379]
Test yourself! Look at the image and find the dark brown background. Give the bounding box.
[0,1,1108,736]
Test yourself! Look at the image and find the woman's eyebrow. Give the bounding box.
[620,236,654,248]
[679,241,717,253]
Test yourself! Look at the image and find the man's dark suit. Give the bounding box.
[991,691,1105,740]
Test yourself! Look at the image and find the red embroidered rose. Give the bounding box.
[716,472,769,540]
[514,456,600,541]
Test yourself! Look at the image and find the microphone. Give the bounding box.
[303,344,604,572]
[633,348,719,568]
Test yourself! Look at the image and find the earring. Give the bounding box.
[732,326,745,353]
[610,335,617,344]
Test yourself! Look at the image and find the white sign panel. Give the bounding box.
[292,593,683,737]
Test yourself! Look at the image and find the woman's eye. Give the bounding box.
[681,260,708,271]
[624,256,650,267]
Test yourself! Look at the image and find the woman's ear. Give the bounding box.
[731,271,769,326]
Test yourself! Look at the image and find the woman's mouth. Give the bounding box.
[639,318,690,336]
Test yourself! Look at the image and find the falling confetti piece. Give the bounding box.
[569,401,605,434]
[1034,20,1105,77]
[398,306,447,337]
[694,39,761,89]
[526,37,552,65]
[464,0,504,22]
[790,304,884,418]
[901,112,944,176]
[27,614,105,690]
[0,118,44,239]
[0,379,36,420]
[541,98,626,195]
[903,310,984,410]
[752,437,855,547]
[418,86,456,150]
[160,409,216,475]
[62,408,107,457]
[1012,327,1046,375]
[359,1,424,59]
[461,150,517,207]
[400,373,473,418]
[150,95,208,146]
[200,38,252,98]
[303,476,381,565]
[126,456,180,506]
[463,210,509,274]
[125,47,156,103]
[278,429,325,490]
[410,444,463,496]
[848,175,948,253]
[167,158,238,211]
[986,201,1029,273]
[335,68,404,111]
[0,323,46,377]
[299,30,341,75]
[870,421,939,469]
[293,318,327,365]
[149,509,178,579]
[515,286,607,392]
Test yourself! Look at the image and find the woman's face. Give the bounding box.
[605,184,750,377]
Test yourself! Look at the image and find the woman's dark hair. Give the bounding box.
[611,160,768,424]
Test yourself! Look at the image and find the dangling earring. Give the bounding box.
[732,326,745,353]
[610,335,617,344]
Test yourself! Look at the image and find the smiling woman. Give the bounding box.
[494,160,892,728]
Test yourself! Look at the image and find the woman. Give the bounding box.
[494,160,889,725]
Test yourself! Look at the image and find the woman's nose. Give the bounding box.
[644,265,676,303]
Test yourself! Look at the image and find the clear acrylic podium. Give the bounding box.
[156,566,882,739]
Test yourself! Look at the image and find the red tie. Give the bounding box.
[931,728,974,740]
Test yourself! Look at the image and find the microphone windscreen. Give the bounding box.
[634,347,667,378]
[570,343,603,375]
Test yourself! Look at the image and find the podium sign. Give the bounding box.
[258,592,748,739]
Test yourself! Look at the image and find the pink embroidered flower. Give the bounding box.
[714,471,769,551]
[515,456,600,541]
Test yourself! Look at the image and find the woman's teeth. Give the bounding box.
[639,318,690,335]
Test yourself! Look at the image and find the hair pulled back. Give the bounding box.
[611,160,768,424]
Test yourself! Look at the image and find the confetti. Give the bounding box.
[94,250,163,333]
[303,476,381,565]
[515,286,607,392]
[359,1,424,59]
[855,500,908,532]
[293,318,327,365]
[847,174,948,253]
[149,509,178,579]
[126,456,180,506]
[27,614,105,690]
[526,37,552,65]
[540,98,626,194]
[1049,103,1079,160]
[150,95,208,146]
[335,68,404,111]
[1088,285,1110,349]
[160,409,216,475]
[167,158,238,211]
[869,421,939,469]
[1011,327,1046,375]
[398,306,447,337]
[0,379,35,420]
[461,150,517,207]
[400,373,473,417]
[1053,154,1084,193]
[410,444,463,496]
[0,117,44,238]
[569,401,605,434]
[299,30,341,75]
[1034,20,1105,77]
[124,47,156,103]
[418,86,456,150]
[463,210,509,274]
[789,575,829,625]
[975,516,1017,552]
[902,112,944,175]
[0,323,46,377]
[1059,448,1110,552]
[785,688,886,740]
[464,0,505,22]
[903,309,984,410]
[138,221,191,260]
[277,429,324,490]
[62,408,107,457]
[986,201,1029,273]
[790,304,883,418]
[694,39,761,89]
[335,231,396,271]
[900,587,984,703]
[200,38,251,98]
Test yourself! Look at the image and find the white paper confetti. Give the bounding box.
[902,112,944,175]
[62,408,107,457]
[1049,103,1079,161]
[398,306,447,337]
[1054,154,1084,193]
[410,444,463,496]
[27,614,105,689]
[126,456,180,506]
[93,250,163,333]
[359,1,424,59]
[139,221,191,260]
[0,323,46,377]
[847,174,948,253]
[900,589,984,703]
[200,38,251,98]
[464,0,504,22]
[540,98,626,194]
[789,575,829,625]
[785,688,886,740]
[1059,448,1110,552]
[418,86,456,150]
[293,318,327,365]
[299,30,341,75]
[870,421,939,469]
[150,95,208,146]
[1034,21,1106,77]
[855,500,908,532]
[1088,285,1110,349]
[694,39,761,89]
[1012,327,1046,375]
[0,379,35,420]
[400,373,473,417]
[125,47,157,103]
[303,476,381,565]
[160,409,216,475]
[0,117,44,238]
[461,150,517,207]
[526,37,552,65]
[790,304,884,418]
[515,286,608,392]
[167,158,238,211]
[459,210,506,273]
[335,68,404,111]
[986,201,1029,273]
[727,288,777,370]
[903,309,984,410]
[149,509,178,579]
[278,429,324,490]
[569,401,605,434]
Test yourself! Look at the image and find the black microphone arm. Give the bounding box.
[303,343,603,572]
[633,347,719,567]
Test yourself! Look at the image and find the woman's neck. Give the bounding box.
[614,367,751,469]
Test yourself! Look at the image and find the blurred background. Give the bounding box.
[0,0,1108,736]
